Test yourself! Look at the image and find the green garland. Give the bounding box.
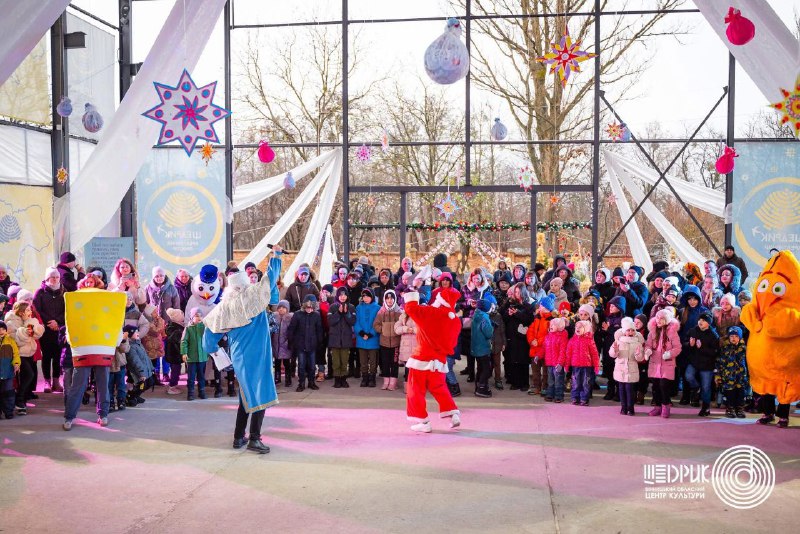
[349,221,592,232]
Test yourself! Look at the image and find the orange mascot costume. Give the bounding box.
[402,287,462,433]
[740,250,800,428]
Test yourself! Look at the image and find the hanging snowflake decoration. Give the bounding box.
[770,74,800,138]
[605,193,617,206]
[283,171,295,189]
[606,122,624,142]
[56,166,69,184]
[434,191,461,221]
[549,194,560,206]
[380,130,390,153]
[356,143,372,163]
[536,29,596,88]
[367,194,377,208]
[143,69,231,156]
[517,165,535,191]
[199,143,215,165]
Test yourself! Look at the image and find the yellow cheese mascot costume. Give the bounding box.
[739,250,800,428]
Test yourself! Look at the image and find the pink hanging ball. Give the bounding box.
[715,146,738,174]
[724,7,755,46]
[257,140,275,163]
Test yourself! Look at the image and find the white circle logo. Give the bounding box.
[712,445,775,509]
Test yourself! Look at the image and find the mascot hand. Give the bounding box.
[740,303,763,333]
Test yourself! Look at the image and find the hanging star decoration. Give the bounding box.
[356,143,372,163]
[199,143,215,165]
[517,165,535,191]
[367,194,377,208]
[770,75,800,138]
[606,122,624,142]
[605,192,617,206]
[56,167,69,184]
[536,30,596,88]
[143,69,231,156]
[434,191,461,221]
[549,194,560,206]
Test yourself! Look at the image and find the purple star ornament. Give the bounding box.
[143,69,231,156]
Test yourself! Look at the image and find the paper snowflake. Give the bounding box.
[356,143,372,163]
[517,165,535,191]
[606,122,624,142]
[536,30,596,88]
[199,143,215,165]
[367,194,377,208]
[143,69,231,156]
[605,193,617,206]
[434,192,461,221]
[549,194,560,206]
[770,75,800,138]
[380,130,390,153]
[56,167,69,184]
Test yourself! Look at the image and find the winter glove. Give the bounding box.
[555,364,563,373]
[644,348,653,360]
[662,350,671,360]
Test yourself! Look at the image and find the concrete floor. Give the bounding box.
[1,367,798,534]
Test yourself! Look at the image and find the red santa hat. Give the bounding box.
[432,287,461,319]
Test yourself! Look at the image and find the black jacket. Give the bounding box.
[56,263,84,292]
[33,283,66,327]
[684,326,719,371]
[327,302,356,349]
[287,310,323,353]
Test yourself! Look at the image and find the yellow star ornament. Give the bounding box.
[770,75,800,138]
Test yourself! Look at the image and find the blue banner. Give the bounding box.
[135,150,227,280]
[733,142,800,282]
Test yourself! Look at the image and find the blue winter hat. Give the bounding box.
[199,264,218,284]
[477,299,493,313]
[539,293,556,312]
[727,326,743,338]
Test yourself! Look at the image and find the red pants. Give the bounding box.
[406,368,459,422]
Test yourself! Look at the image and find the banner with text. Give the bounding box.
[135,150,226,282]
[733,142,800,286]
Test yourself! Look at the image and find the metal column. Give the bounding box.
[51,13,69,200]
[399,192,407,258]
[119,0,135,238]
[464,0,472,187]
[591,0,600,271]
[724,52,735,247]
[530,192,537,263]
[224,0,233,261]
[341,0,350,262]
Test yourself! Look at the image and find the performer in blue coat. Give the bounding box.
[203,269,277,454]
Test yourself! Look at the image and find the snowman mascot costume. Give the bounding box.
[402,286,462,432]
[202,270,277,453]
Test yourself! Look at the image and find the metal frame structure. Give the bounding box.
[44,1,791,270]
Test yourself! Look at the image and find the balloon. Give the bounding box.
[424,18,470,85]
[257,140,275,163]
[82,103,103,133]
[715,146,738,174]
[56,96,73,117]
[283,171,295,189]
[490,118,507,141]
[724,7,755,46]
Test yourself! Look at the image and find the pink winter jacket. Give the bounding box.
[645,318,682,380]
[565,332,599,372]
[543,330,568,367]
[609,330,645,383]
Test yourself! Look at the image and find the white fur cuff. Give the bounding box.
[404,291,420,303]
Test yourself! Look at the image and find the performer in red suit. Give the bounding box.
[402,287,462,432]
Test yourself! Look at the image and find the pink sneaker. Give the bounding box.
[648,406,662,417]
[661,404,671,418]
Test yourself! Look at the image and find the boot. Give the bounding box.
[735,407,746,419]
[214,382,223,398]
[690,389,701,408]
[494,379,504,390]
[353,367,361,379]
[341,377,350,388]
[448,382,461,397]
[43,379,52,394]
[368,374,377,388]
[648,406,662,417]
[360,375,369,387]
[388,378,397,391]
[603,383,614,401]
[679,387,691,405]
[725,406,736,418]
[661,404,671,418]
[381,377,389,390]
[333,377,342,389]
[187,388,195,401]
[698,402,711,417]
[296,379,305,392]
[51,379,63,393]
[285,375,292,388]
[635,391,645,405]
[227,379,236,397]
[198,388,207,399]
[308,379,319,391]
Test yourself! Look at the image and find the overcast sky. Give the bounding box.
[71,0,800,138]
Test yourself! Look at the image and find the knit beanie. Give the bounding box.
[166,308,185,325]
[59,251,76,264]
[621,316,635,332]
[277,300,290,311]
[45,267,60,280]
[727,326,743,338]
[17,289,34,303]
[558,301,571,313]
[578,303,595,318]
[635,313,648,327]
[189,307,203,319]
[152,266,166,277]
[477,299,493,313]
[539,294,556,312]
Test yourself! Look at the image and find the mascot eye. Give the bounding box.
[771,282,786,296]
[198,285,204,292]
[757,279,769,293]
[209,285,215,291]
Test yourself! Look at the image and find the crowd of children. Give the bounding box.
[0,243,790,429]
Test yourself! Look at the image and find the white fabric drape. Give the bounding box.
[610,163,707,267]
[0,124,52,186]
[694,0,800,103]
[282,150,343,286]
[239,148,342,268]
[0,0,71,86]
[233,149,337,212]
[69,0,227,252]
[318,224,335,286]
[606,162,653,273]
[603,150,725,217]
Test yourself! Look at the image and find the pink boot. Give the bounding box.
[388,378,397,391]
[381,377,389,390]
[648,406,662,417]
[661,404,671,418]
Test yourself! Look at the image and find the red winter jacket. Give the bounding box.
[526,312,551,358]
[565,332,600,372]
[543,330,568,367]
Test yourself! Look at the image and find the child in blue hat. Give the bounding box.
[715,326,748,418]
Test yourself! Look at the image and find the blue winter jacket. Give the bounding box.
[355,301,380,349]
[717,264,742,304]
[678,285,710,344]
[470,309,494,357]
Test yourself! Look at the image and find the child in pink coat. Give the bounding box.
[645,309,682,418]
[543,317,568,402]
[609,317,646,416]
[565,320,600,406]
